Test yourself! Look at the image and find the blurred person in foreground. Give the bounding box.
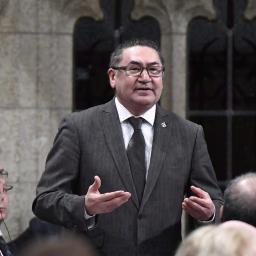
[221,172,256,226]
[0,166,13,256]
[32,39,223,255]
[8,217,66,255]
[175,220,256,256]
[17,234,97,256]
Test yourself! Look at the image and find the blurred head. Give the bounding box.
[222,172,256,226]
[218,221,256,256]
[175,221,256,256]
[18,234,98,256]
[0,167,12,221]
[0,178,9,220]
[108,39,164,116]
[175,225,217,256]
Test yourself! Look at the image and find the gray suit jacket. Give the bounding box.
[33,99,223,255]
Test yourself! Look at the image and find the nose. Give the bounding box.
[139,68,151,80]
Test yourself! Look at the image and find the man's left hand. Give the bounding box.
[182,186,215,221]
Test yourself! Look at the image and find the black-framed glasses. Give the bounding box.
[111,62,164,77]
[0,168,13,192]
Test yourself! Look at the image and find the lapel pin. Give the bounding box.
[161,122,167,128]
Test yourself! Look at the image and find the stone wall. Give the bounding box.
[0,0,102,238]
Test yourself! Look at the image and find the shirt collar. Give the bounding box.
[115,97,156,126]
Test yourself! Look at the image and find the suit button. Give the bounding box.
[138,214,143,219]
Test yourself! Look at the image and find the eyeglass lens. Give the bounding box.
[126,63,163,77]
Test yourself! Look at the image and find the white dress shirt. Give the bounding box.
[115,97,155,178]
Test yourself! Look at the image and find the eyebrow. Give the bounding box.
[129,61,161,66]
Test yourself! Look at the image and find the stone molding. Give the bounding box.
[55,0,103,20]
[53,0,103,20]
[40,0,103,33]
[132,0,216,34]
[132,0,171,34]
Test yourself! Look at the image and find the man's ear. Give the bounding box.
[108,68,116,89]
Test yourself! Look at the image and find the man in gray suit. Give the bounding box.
[32,39,223,255]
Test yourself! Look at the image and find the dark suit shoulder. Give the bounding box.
[171,112,200,129]
[69,103,106,120]
[159,107,201,133]
[63,101,112,128]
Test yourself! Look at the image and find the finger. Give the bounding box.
[182,199,205,218]
[99,191,131,202]
[183,198,204,211]
[88,176,101,192]
[94,175,101,189]
[85,192,131,215]
[183,197,214,220]
[187,196,210,208]
[100,194,131,213]
[183,204,202,219]
[191,186,209,199]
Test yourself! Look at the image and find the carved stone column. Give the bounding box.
[132,0,216,117]
[39,0,103,34]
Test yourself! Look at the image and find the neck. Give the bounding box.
[121,101,153,116]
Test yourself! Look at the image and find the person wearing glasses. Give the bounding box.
[0,167,13,256]
[33,39,223,256]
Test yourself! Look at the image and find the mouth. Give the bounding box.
[135,87,153,91]
[134,88,154,98]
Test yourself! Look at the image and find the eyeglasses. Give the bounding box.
[0,168,13,192]
[111,62,164,77]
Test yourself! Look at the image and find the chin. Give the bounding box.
[134,95,156,103]
[139,99,157,108]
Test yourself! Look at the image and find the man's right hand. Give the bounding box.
[85,176,131,215]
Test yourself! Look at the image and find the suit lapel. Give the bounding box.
[140,106,171,211]
[0,236,12,256]
[102,100,140,208]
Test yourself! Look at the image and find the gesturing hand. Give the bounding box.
[182,186,215,221]
[85,176,131,215]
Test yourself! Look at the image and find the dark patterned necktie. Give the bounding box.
[127,117,146,203]
[0,236,12,256]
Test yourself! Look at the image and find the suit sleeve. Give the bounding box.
[189,125,224,223]
[32,115,89,231]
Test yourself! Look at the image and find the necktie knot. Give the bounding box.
[128,117,143,130]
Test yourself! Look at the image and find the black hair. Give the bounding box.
[109,39,164,67]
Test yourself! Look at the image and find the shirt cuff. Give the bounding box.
[84,208,96,230]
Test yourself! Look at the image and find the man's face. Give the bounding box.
[0,178,9,220]
[108,46,163,115]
